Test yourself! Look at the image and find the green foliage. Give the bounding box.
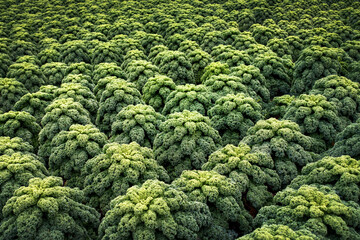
[121,49,147,70]
[144,22,159,34]
[55,83,98,122]
[9,40,36,61]
[165,23,186,39]
[40,62,67,86]
[38,98,91,160]
[83,142,169,212]
[203,143,280,210]
[313,17,330,28]
[285,35,304,61]
[94,76,121,101]
[237,11,256,31]
[0,176,100,240]
[154,50,195,85]
[296,18,313,30]
[110,37,143,63]
[238,224,319,240]
[184,27,208,45]
[167,33,186,51]
[310,75,360,122]
[210,45,235,59]
[201,31,225,53]
[15,56,40,66]
[140,33,165,55]
[200,61,230,83]
[124,60,159,92]
[342,40,360,61]
[36,85,58,95]
[244,44,275,60]
[142,75,176,112]
[172,170,253,238]
[213,48,252,68]
[60,40,90,64]
[0,42,9,56]
[94,24,113,38]
[242,118,324,187]
[7,62,45,92]
[154,110,221,180]
[254,184,360,239]
[0,78,28,113]
[4,1,360,239]
[303,36,332,48]
[0,111,41,149]
[39,38,59,50]
[327,120,360,159]
[65,62,92,77]
[321,32,343,48]
[222,27,242,46]
[292,46,351,95]
[283,94,344,146]
[49,124,107,188]
[109,22,130,37]
[111,104,164,148]
[37,47,61,65]
[230,64,270,103]
[148,44,168,61]
[178,40,201,55]
[210,92,263,145]
[163,84,211,116]
[61,73,94,90]
[347,61,360,83]
[266,38,293,58]
[96,79,143,134]
[204,74,248,103]
[0,136,34,156]
[297,28,327,41]
[290,155,360,202]
[253,53,293,98]
[0,153,48,219]
[0,54,11,78]
[265,94,295,119]
[46,28,67,40]
[98,179,211,240]
[59,34,78,44]
[91,41,121,64]
[253,8,273,24]
[250,24,287,45]
[92,62,127,84]
[186,49,213,83]
[232,32,257,51]
[209,18,230,31]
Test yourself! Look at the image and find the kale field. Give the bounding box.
[1,0,360,239]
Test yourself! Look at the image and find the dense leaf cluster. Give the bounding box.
[1,0,360,239]
[154,110,221,180]
[99,179,212,240]
[38,98,92,159]
[254,184,360,239]
[111,104,164,148]
[242,118,324,187]
[283,94,344,146]
[49,124,107,188]
[83,142,169,212]
[209,93,263,146]
[204,143,281,210]
[0,176,100,239]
